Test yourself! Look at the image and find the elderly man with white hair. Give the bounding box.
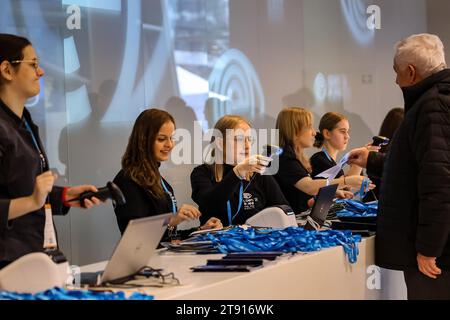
[348,33,450,300]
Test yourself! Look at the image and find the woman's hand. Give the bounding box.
[343,176,376,193]
[65,185,101,208]
[31,171,57,209]
[233,155,272,179]
[343,175,372,188]
[336,189,354,199]
[169,204,201,226]
[200,217,223,230]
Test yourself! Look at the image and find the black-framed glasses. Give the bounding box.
[10,59,40,71]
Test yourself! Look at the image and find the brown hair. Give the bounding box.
[379,108,404,139]
[0,34,31,87]
[122,109,175,198]
[209,115,251,182]
[276,107,313,173]
[313,112,347,148]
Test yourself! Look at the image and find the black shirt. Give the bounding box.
[191,164,289,227]
[310,150,344,179]
[113,170,175,235]
[0,99,68,264]
[274,145,312,214]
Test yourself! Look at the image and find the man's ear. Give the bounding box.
[407,65,417,84]
[0,61,14,82]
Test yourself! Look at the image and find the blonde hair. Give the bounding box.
[276,107,313,173]
[395,33,447,78]
[209,115,251,182]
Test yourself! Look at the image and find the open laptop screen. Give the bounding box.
[309,184,338,226]
[99,213,171,284]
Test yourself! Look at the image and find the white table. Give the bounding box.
[80,236,406,300]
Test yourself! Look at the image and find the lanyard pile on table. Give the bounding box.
[194,227,362,264]
[0,287,153,300]
[329,200,378,218]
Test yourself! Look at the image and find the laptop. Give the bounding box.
[305,184,338,229]
[80,213,171,286]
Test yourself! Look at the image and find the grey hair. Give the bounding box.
[394,33,447,78]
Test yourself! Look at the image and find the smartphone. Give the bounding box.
[372,136,390,147]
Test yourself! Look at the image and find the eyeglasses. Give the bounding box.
[233,135,255,144]
[10,59,40,71]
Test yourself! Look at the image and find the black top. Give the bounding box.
[190,164,289,227]
[274,145,312,214]
[113,170,175,235]
[310,151,344,179]
[113,170,198,241]
[376,69,450,270]
[0,99,68,265]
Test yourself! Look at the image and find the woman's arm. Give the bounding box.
[346,164,363,176]
[7,171,55,221]
[294,175,365,196]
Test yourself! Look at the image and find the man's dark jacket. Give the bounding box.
[373,69,450,270]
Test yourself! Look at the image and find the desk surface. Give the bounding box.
[79,236,407,300]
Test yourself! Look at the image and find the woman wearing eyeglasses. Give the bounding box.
[190,115,289,227]
[113,108,222,240]
[0,34,102,268]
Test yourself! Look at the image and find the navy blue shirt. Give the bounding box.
[0,99,67,265]
[191,164,289,226]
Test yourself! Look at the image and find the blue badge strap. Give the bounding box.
[23,118,47,172]
[334,199,378,218]
[193,227,362,264]
[354,178,369,198]
[227,182,244,226]
[161,178,177,215]
[0,287,154,300]
[322,148,334,163]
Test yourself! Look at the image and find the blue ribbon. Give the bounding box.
[0,287,153,300]
[354,178,370,198]
[322,148,334,163]
[23,118,47,172]
[161,178,177,215]
[227,182,244,226]
[335,199,378,218]
[194,227,362,264]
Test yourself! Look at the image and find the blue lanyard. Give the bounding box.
[227,182,244,226]
[161,178,177,215]
[354,178,370,198]
[194,227,362,264]
[322,148,334,163]
[23,118,47,173]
